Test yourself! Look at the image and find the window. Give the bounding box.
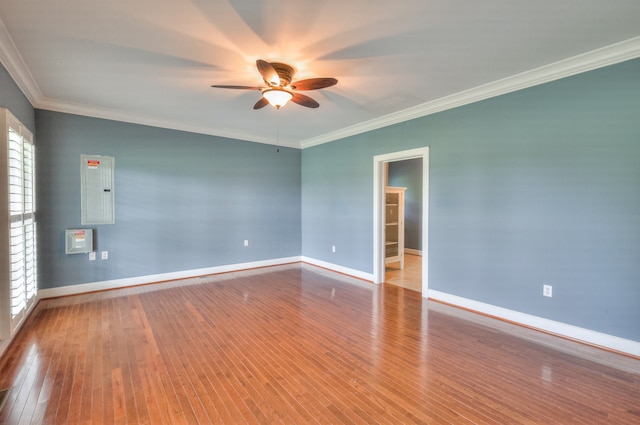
[1,109,36,340]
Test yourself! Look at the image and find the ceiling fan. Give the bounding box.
[212,60,338,109]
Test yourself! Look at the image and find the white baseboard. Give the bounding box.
[38,256,302,299]
[301,257,374,282]
[428,289,640,358]
[33,259,640,358]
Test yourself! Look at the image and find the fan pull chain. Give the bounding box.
[276,108,280,153]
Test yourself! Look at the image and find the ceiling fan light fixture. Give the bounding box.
[212,59,336,109]
[262,88,293,108]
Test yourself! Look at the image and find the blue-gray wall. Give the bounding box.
[0,64,34,131]
[1,56,639,342]
[302,58,640,342]
[35,110,301,289]
[388,158,422,251]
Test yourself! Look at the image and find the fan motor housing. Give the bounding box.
[270,62,296,86]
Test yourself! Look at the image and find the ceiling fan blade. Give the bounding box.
[211,85,262,90]
[256,59,280,86]
[253,97,269,109]
[291,78,338,90]
[291,93,319,108]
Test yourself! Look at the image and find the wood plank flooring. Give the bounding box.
[1,263,639,424]
[386,254,422,292]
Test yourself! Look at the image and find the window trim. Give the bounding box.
[1,108,37,342]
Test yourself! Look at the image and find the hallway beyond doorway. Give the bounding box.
[385,253,422,292]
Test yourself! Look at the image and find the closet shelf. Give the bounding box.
[385,186,406,270]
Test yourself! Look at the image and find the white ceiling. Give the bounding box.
[1,1,639,148]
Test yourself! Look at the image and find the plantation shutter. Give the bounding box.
[2,109,37,338]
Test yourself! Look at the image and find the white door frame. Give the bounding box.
[373,147,429,296]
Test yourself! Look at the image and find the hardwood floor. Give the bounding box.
[386,253,422,292]
[1,263,639,424]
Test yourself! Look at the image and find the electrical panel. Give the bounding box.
[81,154,115,224]
[65,229,94,254]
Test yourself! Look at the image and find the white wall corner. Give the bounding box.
[0,17,42,105]
[301,257,374,282]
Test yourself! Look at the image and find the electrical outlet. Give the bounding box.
[89,252,96,261]
[101,251,108,260]
[543,284,553,297]
[244,240,249,247]
[332,245,336,253]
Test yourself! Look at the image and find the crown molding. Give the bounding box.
[300,36,640,149]
[2,13,639,150]
[35,97,301,149]
[0,14,298,148]
[0,17,42,105]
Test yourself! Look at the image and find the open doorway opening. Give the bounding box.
[373,147,429,296]
[385,159,423,291]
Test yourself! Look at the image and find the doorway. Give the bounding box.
[373,147,429,296]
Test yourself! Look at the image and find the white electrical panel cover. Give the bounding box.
[81,154,115,224]
[65,229,94,254]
